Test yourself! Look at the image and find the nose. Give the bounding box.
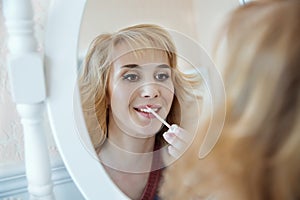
[140,84,160,98]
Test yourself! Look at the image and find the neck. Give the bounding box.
[107,116,156,153]
[98,119,157,173]
[109,133,156,153]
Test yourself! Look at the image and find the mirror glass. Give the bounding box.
[78,0,200,58]
[75,1,216,198]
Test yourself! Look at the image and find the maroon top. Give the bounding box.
[139,140,163,200]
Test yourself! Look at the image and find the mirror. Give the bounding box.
[45,0,229,199]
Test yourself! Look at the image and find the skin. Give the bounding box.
[107,43,175,152]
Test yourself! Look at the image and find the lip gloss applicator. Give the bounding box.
[146,106,171,129]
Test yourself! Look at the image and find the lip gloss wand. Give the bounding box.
[146,106,171,129]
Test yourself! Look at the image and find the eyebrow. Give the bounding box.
[121,64,139,69]
[157,64,171,69]
[121,64,171,69]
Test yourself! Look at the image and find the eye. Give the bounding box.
[154,72,170,81]
[122,73,140,82]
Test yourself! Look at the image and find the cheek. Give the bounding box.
[161,83,175,104]
[109,83,136,108]
[165,82,175,99]
[109,88,129,120]
[166,89,175,103]
[111,87,127,104]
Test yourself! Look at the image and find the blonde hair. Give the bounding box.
[160,1,300,199]
[79,24,200,150]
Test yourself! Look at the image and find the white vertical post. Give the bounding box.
[2,0,55,199]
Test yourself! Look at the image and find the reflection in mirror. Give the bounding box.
[77,23,204,199]
[75,1,227,199]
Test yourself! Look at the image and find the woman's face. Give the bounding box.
[107,43,175,138]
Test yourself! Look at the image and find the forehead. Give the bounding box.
[111,42,170,66]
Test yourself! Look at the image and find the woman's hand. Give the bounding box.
[163,124,192,158]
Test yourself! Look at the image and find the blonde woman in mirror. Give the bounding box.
[160,1,300,200]
[78,24,202,200]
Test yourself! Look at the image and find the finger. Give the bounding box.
[163,132,187,151]
[167,145,183,158]
[169,124,192,144]
[163,131,175,144]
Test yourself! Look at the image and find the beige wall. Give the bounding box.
[79,0,239,55]
[0,0,239,168]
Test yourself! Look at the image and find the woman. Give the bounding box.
[79,24,201,200]
[160,1,300,200]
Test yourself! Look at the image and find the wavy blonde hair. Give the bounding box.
[160,1,300,199]
[78,24,201,151]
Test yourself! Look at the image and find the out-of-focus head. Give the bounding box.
[160,1,300,199]
[214,1,300,198]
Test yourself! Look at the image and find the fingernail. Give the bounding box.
[163,132,175,143]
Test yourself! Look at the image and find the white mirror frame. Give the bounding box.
[45,0,128,199]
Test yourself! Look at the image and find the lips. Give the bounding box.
[134,105,159,112]
[134,105,160,116]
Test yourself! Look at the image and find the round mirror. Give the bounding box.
[45,0,229,199]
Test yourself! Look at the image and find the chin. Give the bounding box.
[134,128,160,139]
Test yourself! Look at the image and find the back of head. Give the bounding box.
[215,1,300,199]
[160,1,300,200]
